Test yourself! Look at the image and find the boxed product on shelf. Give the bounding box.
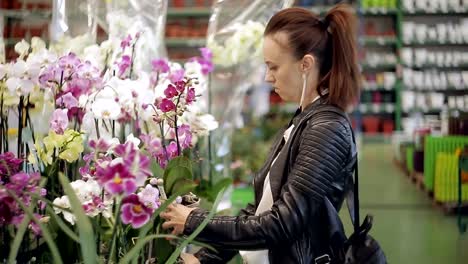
[361,51,397,67]
[402,68,468,90]
[402,20,468,44]
[402,0,468,13]
[362,72,396,90]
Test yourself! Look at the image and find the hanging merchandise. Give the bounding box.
[49,0,99,55]
[206,0,294,186]
[106,0,168,74]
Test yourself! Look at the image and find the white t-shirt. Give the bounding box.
[239,124,294,263]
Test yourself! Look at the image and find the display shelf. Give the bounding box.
[403,108,442,115]
[403,41,468,47]
[167,8,211,18]
[403,88,468,93]
[360,36,397,46]
[359,8,398,16]
[359,103,395,114]
[305,6,398,16]
[402,10,468,16]
[362,86,396,91]
[165,38,206,48]
[361,63,397,71]
[403,64,468,70]
[0,8,51,19]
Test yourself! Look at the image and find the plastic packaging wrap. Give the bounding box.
[0,15,4,63]
[49,0,99,54]
[106,0,168,73]
[207,0,293,183]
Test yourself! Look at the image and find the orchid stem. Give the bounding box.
[94,119,101,139]
[159,122,170,162]
[108,198,122,264]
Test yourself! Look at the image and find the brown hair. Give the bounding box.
[264,4,360,110]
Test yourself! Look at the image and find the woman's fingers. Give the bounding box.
[159,211,171,220]
[162,220,174,230]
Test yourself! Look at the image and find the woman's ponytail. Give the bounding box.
[322,4,360,110]
[265,4,360,110]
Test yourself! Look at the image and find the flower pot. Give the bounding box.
[382,119,394,134]
[173,0,185,8]
[362,116,380,134]
[195,0,205,7]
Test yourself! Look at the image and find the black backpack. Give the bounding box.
[313,106,387,264]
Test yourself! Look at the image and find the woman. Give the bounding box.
[161,4,360,264]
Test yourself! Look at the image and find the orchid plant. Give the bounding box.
[0,34,224,264]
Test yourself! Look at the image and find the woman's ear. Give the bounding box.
[301,54,316,73]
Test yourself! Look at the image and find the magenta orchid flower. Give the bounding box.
[174,80,186,93]
[121,34,133,49]
[113,141,152,187]
[158,98,176,113]
[0,152,23,182]
[164,84,179,99]
[117,55,132,77]
[151,59,170,73]
[169,69,185,83]
[121,194,153,228]
[96,162,137,195]
[186,88,196,104]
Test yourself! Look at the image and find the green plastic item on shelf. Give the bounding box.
[434,152,468,202]
[424,136,468,191]
[406,145,415,173]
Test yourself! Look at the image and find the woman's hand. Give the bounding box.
[160,203,196,236]
[180,253,200,264]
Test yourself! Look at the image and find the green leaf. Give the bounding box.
[59,173,97,264]
[163,157,193,191]
[165,186,227,264]
[165,166,192,194]
[171,179,197,195]
[164,156,193,178]
[119,235,214,264]
[209,178,232,201]
[46,207,79,243]
[5,190,63,264]
[8,211,31,263]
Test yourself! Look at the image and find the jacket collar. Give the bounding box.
[290,97,326,127]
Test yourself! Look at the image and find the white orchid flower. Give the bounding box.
[31,37,46,53]
[53,196,75,225]
[14,39,30,59]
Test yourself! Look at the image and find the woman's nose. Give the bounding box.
[264,73,274,83]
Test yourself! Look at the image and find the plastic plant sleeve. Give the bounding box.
[49,0,98,54]
[205,0,293,189]
[105,0,168,74]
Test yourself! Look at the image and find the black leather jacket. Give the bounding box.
[183,99,356,263]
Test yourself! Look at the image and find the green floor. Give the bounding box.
[231,143,468,263]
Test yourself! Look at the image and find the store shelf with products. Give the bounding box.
[167,7,211,18]
[0,8,51,19]
[165,1,212,60]
[360,36,397,46]
[399,1,468,133]
[166,37,206,47]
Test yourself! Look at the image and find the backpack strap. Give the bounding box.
[309,105,360,232]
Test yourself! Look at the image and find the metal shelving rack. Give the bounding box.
[399,3,468,130]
